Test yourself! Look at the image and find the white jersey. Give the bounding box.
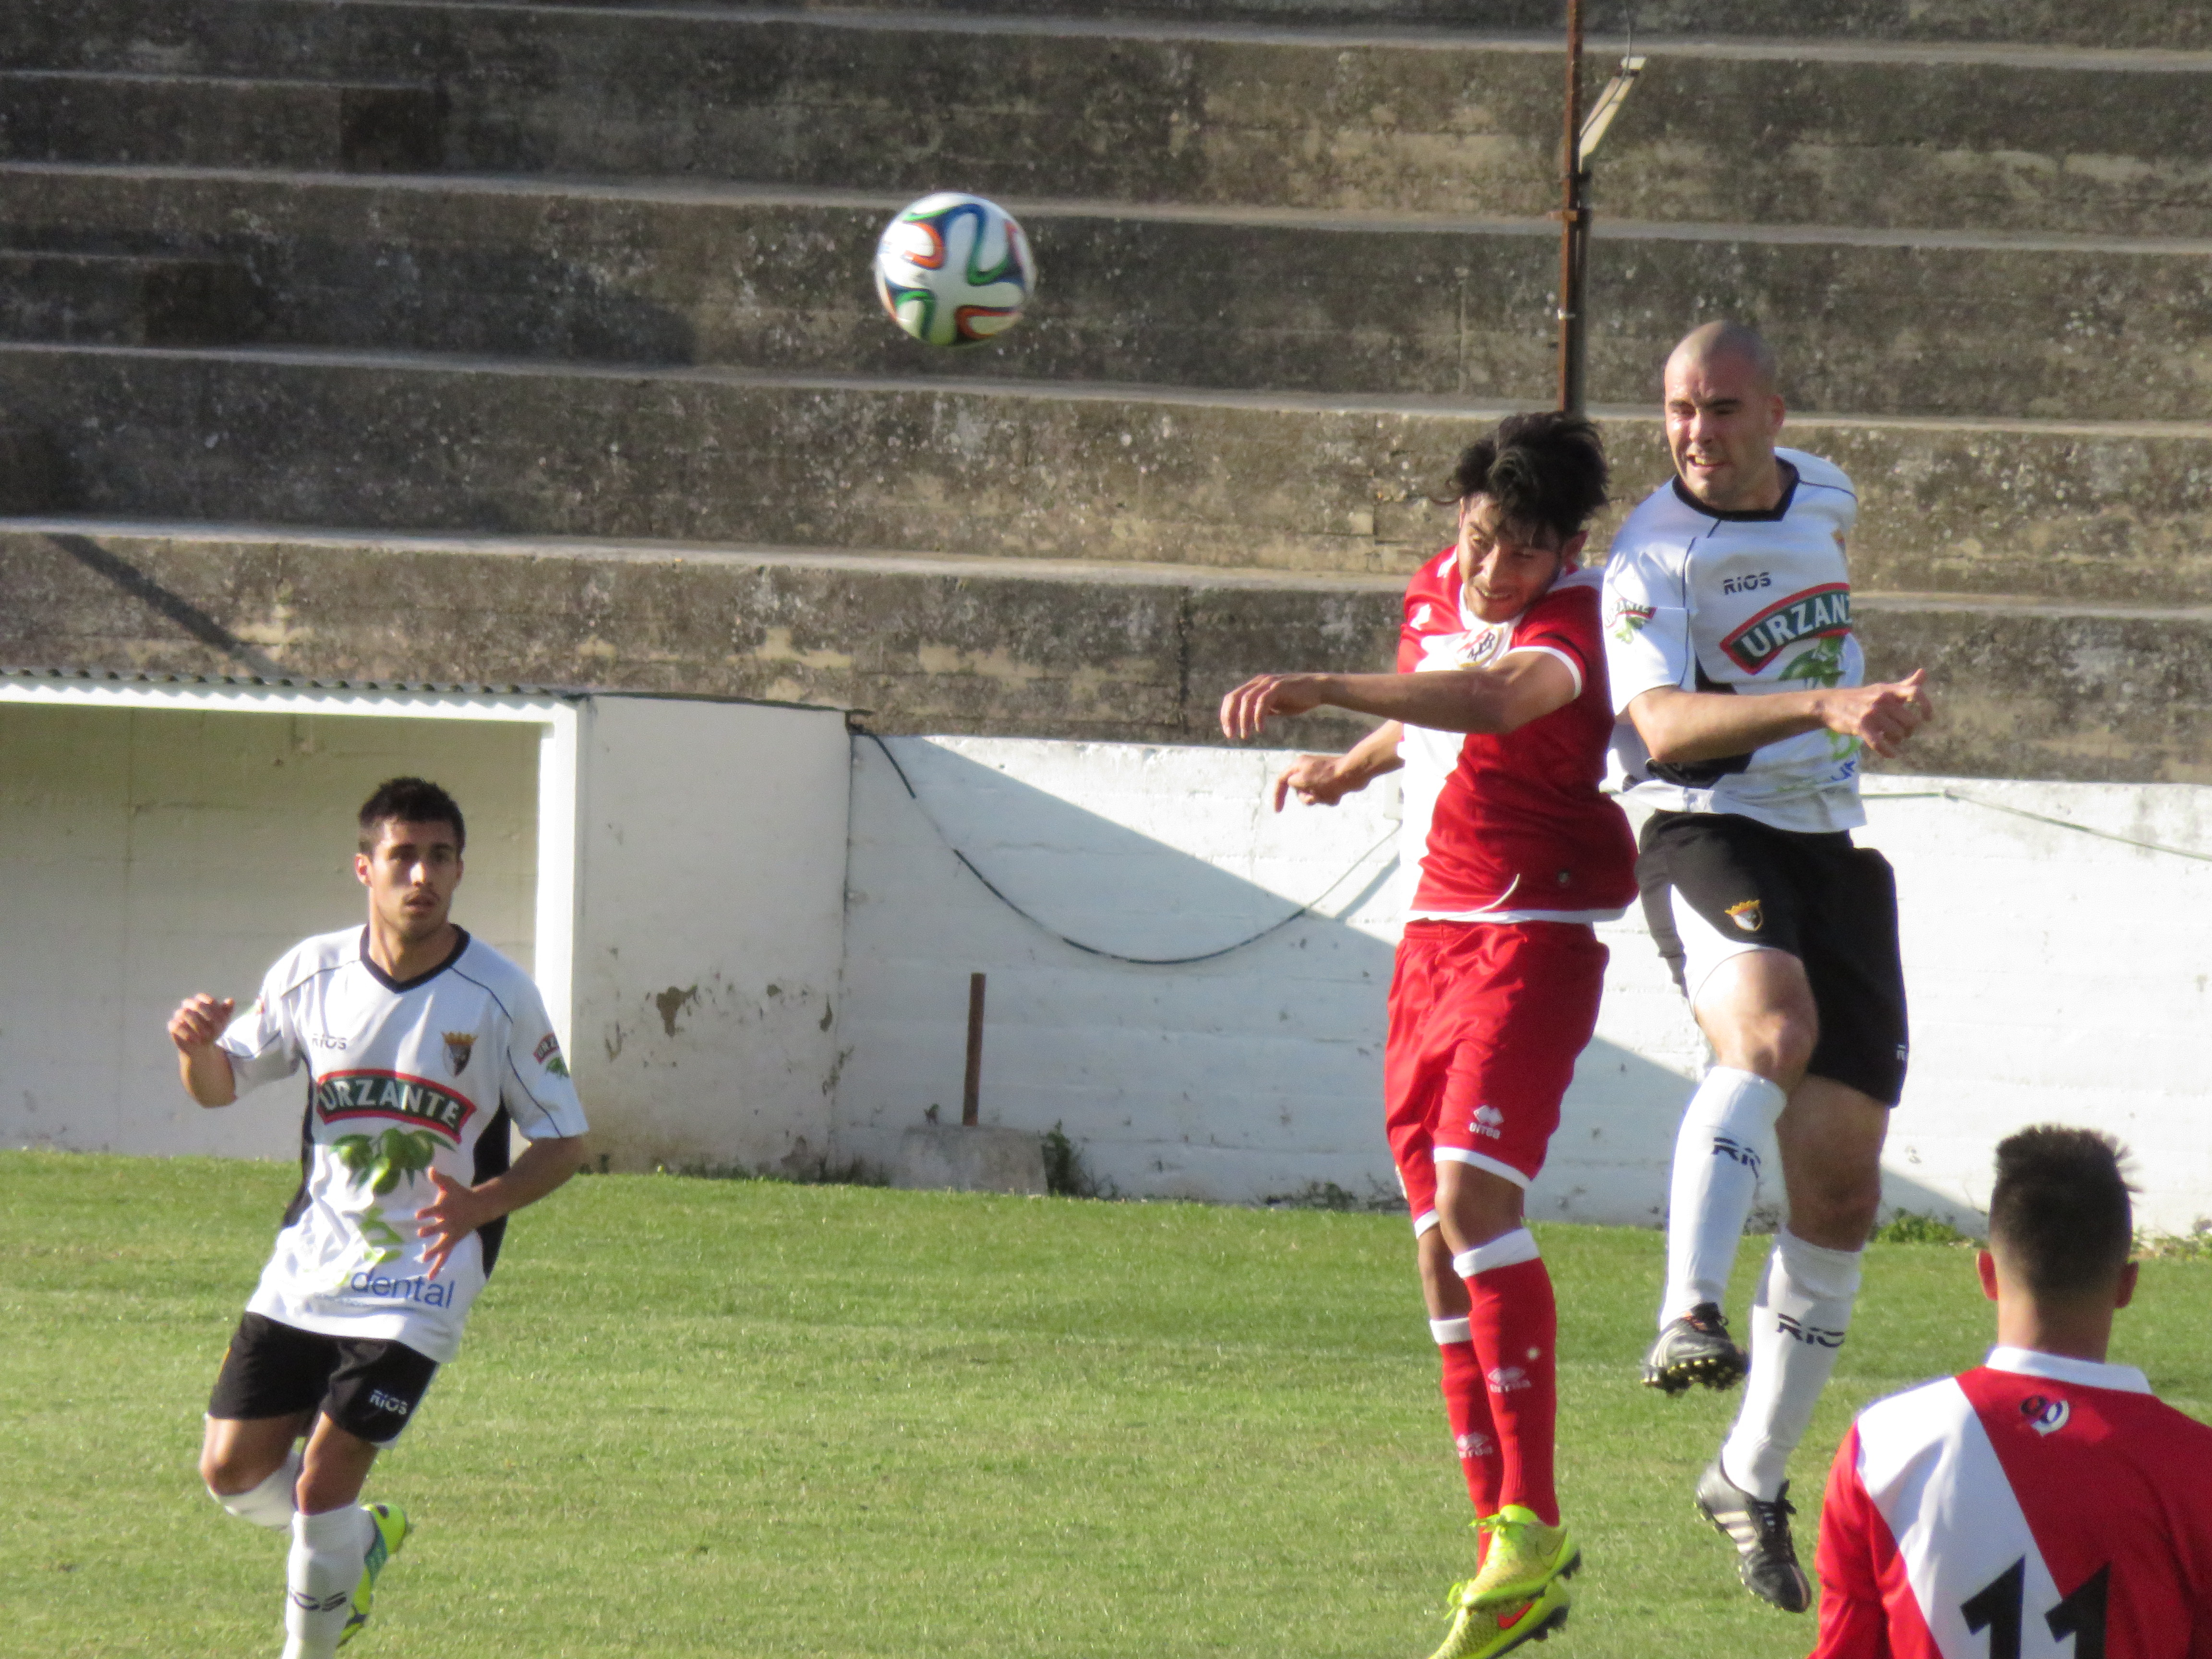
[1601,447,1864,834]
[219,926,587,1363]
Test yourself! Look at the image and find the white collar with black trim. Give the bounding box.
[1985,1345,2152,1395]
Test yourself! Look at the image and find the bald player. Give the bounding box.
[1599,323,1935,1611]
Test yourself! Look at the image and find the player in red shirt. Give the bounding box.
[1220,412,1636,1659]
[1814,1126,2212,1659]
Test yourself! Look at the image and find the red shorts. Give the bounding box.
[1385,920,1608,1232]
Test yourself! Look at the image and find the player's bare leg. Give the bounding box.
[203,1411,314,1529]
[1647,950,1814,1393]
[1697,1075,1883,1611]
[281,1415,408,1659]
[1421,1164,1577,1659]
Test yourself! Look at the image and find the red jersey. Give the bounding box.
[1815,1347,2212,1659]
[1396,550,1637,922]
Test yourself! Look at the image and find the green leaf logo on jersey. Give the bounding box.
[1608,602,1655,645]
[332,1127,440,1197]
[1777,636,1848,689]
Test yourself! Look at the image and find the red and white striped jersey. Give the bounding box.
[1814,1346,2212,1659]
[1395,551,1637,924]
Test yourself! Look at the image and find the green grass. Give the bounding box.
[8,1151,2212,1659]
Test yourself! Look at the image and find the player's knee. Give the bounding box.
[1722,1008,1815,1084]
[1792,1173,1884,1248]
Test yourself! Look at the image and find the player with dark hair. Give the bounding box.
[1602,322,1935,1611]
[1220,410,1635,1659]
[1813,1126,2212,1658]
[166,777,588,1658]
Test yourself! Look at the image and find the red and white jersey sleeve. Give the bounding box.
[1813,1347,2212,1659]
[1395,551,1637,923]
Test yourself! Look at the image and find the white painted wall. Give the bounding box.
[835,737,2212,1233]
[0,701,538,1157]
[835,736,1406,1201]
[569,697,849,1173]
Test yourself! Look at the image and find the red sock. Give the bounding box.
[1439,1338,1502,1516]
[1465,1257,1559,1526]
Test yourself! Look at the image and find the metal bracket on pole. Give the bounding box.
[1556,21,1646,416]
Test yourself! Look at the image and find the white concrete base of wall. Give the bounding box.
[895,1125,1048,1196]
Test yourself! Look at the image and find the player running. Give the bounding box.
[168,777,588,1659]
[1601,322,1933,1611]
[1814,1126,2212,1657]
[1220,411,1635,1659]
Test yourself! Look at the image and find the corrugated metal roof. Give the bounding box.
[0,664,575,698]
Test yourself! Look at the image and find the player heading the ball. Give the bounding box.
[1221,411,1635,1659]
[1814,1127,2212,1658]
[168,777,588,1659]
[1602,322,1934,1612]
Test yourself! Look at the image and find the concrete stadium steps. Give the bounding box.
[0,72,443,172]
[23,0,2203,54]
[5,7,2210,235]
[0,250,260,346]
[5,342,2212,606]
[5,168,2210,421]
[8,517,2211,780]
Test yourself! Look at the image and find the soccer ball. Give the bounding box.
[872,192,1036,348]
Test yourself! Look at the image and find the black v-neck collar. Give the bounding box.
[357,925,471,993]
[1673,458,1800,523]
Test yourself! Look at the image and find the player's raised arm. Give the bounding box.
[167,993,239,1107]
[1627,668,1934,765]
[1272,721,1405,812]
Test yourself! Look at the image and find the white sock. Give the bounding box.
[1430,1316,1473,1346]
[1451,1227,1540,1282]
[1720,1228,1863,1501]
[283,1505,371,1659]
[1660,1067,1787,1327]
[213,1448,302,1530]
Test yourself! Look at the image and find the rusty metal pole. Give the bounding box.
[1557,0,1587,414]
[961,972,986,1126]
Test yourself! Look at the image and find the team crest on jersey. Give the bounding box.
[314,1070,474,1142]
[534,1031,571,1077]
[443,1031,475,1076]
[1607,601,1654,645]
[2021,1395,2072,1436]
[1719,583,1852,674]
[1726,899,1764,933]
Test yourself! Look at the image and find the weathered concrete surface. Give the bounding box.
[895,1125,1049,1195]
[12,0,2204,57]
[7,168,2211,420]
[0,250,260,346]
[0,72,441,171]
[5,9,2209,234]
[7,523,2212,782]
[3,345,2211,602]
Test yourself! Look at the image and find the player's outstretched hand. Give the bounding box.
[168,993,235,1053]
[1274,753,1367,812]
[1220,673,1325,741]
[416,1168,493,1279]
[1821,668,1936,759]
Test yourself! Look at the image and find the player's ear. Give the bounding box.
[1559,530,1588,569]
[2115,1260,2139,1311]
[1975,1249,2000,1303]
[354,852,372,888]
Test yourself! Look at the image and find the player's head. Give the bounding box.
[1985,1125,2134,1299]
[1444,411,1609,623]
[1663,321,1786,513]
[355,777,466,942]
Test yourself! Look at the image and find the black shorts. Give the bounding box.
[1637,809,1909,1106]
[207,1312,439,1447]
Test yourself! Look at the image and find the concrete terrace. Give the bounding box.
[3,0,2209,770]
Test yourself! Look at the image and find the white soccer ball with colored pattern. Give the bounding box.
[873,192,1036,348]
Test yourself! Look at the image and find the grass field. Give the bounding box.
[8,1150,2212,1659]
